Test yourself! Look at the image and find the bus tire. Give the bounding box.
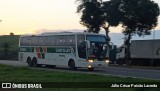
[88,68,94,71]
[27,57,33,67]
[68,60,77,70]
[32,57,38,67]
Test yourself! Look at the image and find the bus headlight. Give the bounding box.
[88,60,94,63]
[106,60,109,63]
[88,66,92,68]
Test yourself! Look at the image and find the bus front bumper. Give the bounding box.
[87,60,109,68]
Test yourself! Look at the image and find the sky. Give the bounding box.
[0,0,159,35]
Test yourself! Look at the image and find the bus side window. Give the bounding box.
[57,36,66,46]
[66,35,75,46]
[24,37,32,46]
[77,34,86,58]
[32,37,39,46]
[20,37,25,46]
[47,36,56,46]
[39,37,47,46]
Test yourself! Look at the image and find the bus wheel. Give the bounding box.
[88,68,94,71]
[68,60,77,70]
[27,57,33,67]
[32,57,41,67]
[32,57,38,67]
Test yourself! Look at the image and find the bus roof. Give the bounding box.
[20,32,106,37]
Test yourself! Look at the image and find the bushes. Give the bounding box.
[0,42,18,60]
[0,35,19,60]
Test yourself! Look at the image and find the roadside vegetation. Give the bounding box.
[0,35,20,60]
[0,64,159,91]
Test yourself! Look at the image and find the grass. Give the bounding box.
[0,64,160,91]
[0,64,157,82]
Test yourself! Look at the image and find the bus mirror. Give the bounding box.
[84,40,90,49]
[109,42,114,49]
[103,44,107,50]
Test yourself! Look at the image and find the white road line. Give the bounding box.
[108,67,160,73]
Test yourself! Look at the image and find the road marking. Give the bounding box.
[109,67,160,73]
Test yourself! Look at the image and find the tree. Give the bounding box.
[76,0,122,41]
[119,0,160,65]
[76,0,104,33]
[10,32,14,36]
[102,0,122,41]
[0,42,11,59]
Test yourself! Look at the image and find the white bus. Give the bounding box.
[19,32,111,70]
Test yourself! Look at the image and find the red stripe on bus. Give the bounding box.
[35,47,40,52]
[37,53,42,59]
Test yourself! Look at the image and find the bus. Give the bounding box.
[19,32,111,70]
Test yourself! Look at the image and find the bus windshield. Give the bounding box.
[86,35,108,59]
[86,35,106,43]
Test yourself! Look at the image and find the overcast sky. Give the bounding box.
[0,0,159,35]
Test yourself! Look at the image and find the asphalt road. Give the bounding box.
[0,60,160,80]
